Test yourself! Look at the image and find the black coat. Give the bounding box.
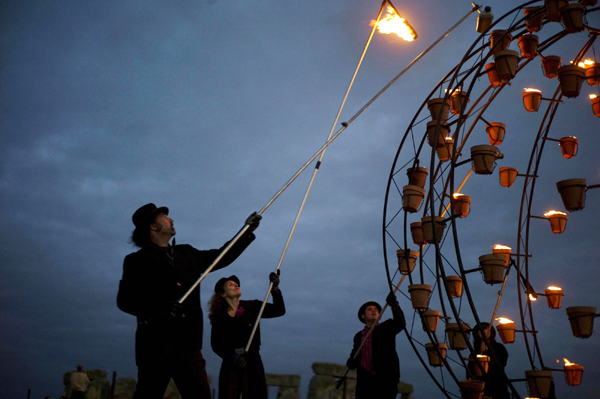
[347,304,406,397]
[117,232,254,364]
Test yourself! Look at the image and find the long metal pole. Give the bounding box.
[179,3,479,305]
[243,0,389,354]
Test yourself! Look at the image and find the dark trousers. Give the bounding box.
[218,354,267,399]
[133,350,211,399]
[355,369,398,399]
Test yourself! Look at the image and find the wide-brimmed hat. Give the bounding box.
[132,203,169,228]
[214,275,241,294]
[358,301,382,323]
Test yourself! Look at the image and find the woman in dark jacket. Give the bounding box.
[209,273,285,399]
[469,323,510,399]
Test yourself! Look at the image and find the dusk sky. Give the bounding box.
[2,1,600,398]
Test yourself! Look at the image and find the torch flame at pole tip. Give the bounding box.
[371,6,418,42]
[495,317,514,324]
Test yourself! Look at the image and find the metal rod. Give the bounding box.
[488,258,515,327]
[244,0,389,353]
[587,184,600,190]
[541,97,563,103]
[542,137,560,143]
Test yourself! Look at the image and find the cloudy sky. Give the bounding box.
[2,1,600,398]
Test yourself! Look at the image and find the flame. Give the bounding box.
[529,293,537,301]
[591,94,598,99]
[547,286,562,291]
[476,354,489,359]
[445,137,453,143]
[453,193,466,199]
[372,6,417,42]
[544,210,566,217]
[494,244,512,251]
[577,59,595,68]
[564,358,577,367]
[524,88,542,93]
[495,317,514,324]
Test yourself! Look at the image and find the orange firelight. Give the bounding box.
[495,317,514,324]
[372,6,418,42]
[577,59,595,69]
[524,88,542,93]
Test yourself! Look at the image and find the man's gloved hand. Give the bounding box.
[233,348,247,368]
[347,357,358,370]
[386,291,399,308]
[269,270,280,290]
[245,212,262,232]
[164,301,184,318]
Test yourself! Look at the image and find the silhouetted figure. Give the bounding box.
[117,203,261,399]
[346,292,406,398]
[469,323,510,399]
[70,365,89,399]
[209,273,285,399]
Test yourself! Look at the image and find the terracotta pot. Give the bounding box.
[469,355,490,377]
[410,222,425,246]
[560,4,585,33]
[403,184,426,213]
[486,122,506,145]
[445,275,463,297]
[493,50,520,80]
[445,322,471,350]
[425,342,447,367]
[524,6,546,32]
[591,95,600,117]
[436,138,453,162]
[545,287,564,309]
[490,30,512,53]
[546,211,568,234]
[450,90,469,115]
[422,310,441,332]
[426,121,451,148]
[566,306,597,338]
[556,178,587,211]
[479,254,507,285]
[558,136,578,159]
[585,64,600,86]
[558,65,585,98]
[522,90,542,112]
[397,249,419,275]
[545,0,568,22]
[408,284,432,310]
[564,364,584,386]
[452,194,471,218]
[427,98,450,122]
[499,167,518,188]
[471,145,501,175]
[492,246,511,266]
[542,55,562,79]
[407,166,428,188]
[497,322,516,344]
[459,379,485,399]
[421,216,446,244]
[485,63,502,87]
[526,370,554,399]
[518,35,539,60]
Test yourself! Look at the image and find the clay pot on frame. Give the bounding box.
[445,322,471,350]
[493,50,520,80]
[445,275,463,297]
[486,122,506,145]
[410,222,425,246]
[542,55,562,79]
[427,121,451,147]
[479,254,507,285]
[422,310,441,332]
[524,6,545,32]
[425,342,447,367]
[408,284,432,310]
[518,35,539,60]
[523,89,542,112]
[558,65,586,98]
[556,178,587,211]
[591,95,600,117]
[526,369,554,399]
[485,63,502,86]
[459,379,485,399]
[403,184,426,213]
[545,211,568,234]
[545,0,568,22]
[558,136,578,159]
[564,363,584,386]
[397,249,419,275]
[450,90,470,115]
[559,3,585,33]
[436,138,454,162]
[585,63,600,86]
[407,166,428,188]
[499,167,518,188]
[490,30,512,53]
[471,145,502,175]
[544,287,564,309]
[497,321,516,344]
[421,216,446,244]
[566,306,597,338]
[427,98,450,122]
[470,355,491,377]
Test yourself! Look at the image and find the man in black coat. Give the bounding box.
[117,203,261,399]
[346,292,406,399]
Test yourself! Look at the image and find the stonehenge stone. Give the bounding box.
[266,372,301,399]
